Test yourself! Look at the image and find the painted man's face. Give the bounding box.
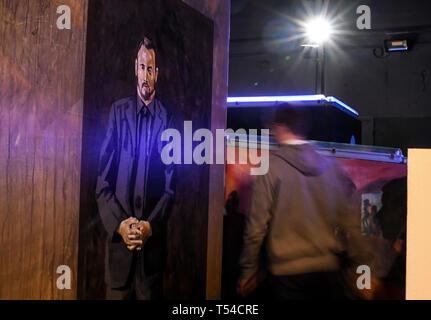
[135,46,158,103]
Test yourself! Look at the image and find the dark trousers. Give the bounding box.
[106,252,162,300]
[268,272,347,300]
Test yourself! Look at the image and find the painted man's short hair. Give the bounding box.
[136,36,157,61]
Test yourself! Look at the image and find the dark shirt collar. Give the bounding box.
[137,94,156,117]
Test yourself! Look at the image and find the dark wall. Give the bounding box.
[229,0,431,152]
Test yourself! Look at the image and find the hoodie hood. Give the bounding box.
[273,143,330,176]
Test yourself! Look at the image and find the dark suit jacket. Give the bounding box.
[96,95,174,288]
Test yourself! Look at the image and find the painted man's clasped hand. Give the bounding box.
[117,217,152,251]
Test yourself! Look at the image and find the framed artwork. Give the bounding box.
[79,0,214,299]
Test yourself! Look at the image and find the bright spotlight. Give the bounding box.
[305,18,333,44]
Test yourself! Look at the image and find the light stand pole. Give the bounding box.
[316,44,326,95]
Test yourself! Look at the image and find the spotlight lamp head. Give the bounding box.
[304,18,333,45]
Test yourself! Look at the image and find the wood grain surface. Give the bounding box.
[0,0,228,300]
[181,0,230,300]
[0,0,88,299]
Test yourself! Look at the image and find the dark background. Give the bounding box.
[78,0,213,299]
[229,0,431,154]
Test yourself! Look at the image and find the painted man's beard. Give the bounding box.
[140,82,155,101]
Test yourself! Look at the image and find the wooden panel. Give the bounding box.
[406,149,431,300]
[181,0,230,300]
[0,0,87,299]
[77,0,228,300]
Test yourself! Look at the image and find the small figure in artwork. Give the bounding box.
[361,196,382,237]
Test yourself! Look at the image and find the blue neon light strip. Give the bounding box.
[387,47,407,52]
[325,96,359,117]
[227,95,359,117]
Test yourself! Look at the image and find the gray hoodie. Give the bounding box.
[240,143,366,278]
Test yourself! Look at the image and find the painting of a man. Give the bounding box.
[96,36,174,300]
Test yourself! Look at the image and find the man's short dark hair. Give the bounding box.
[272,103,310,138]
[136,36,157,60]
